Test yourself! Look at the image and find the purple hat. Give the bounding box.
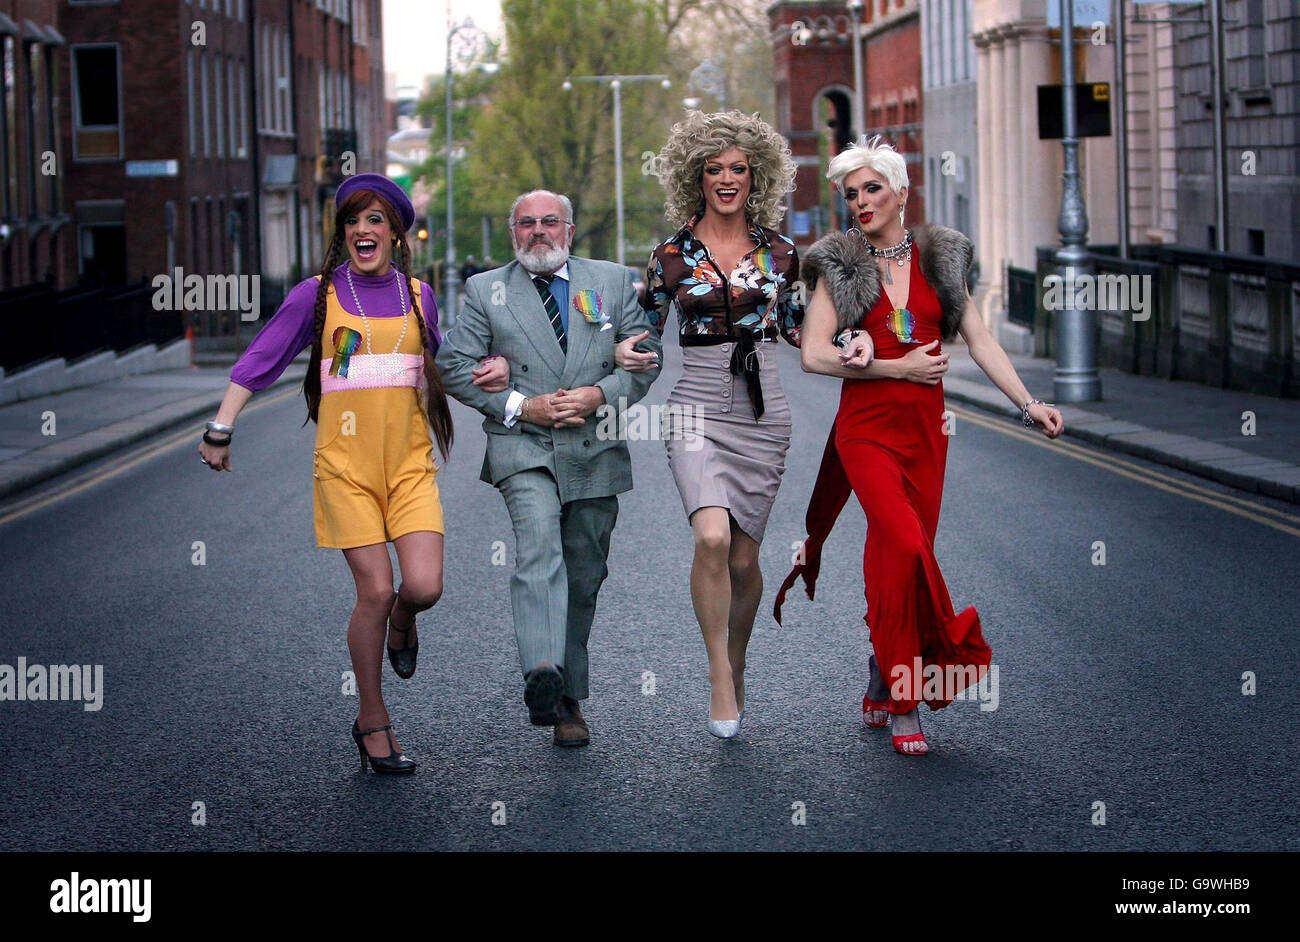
[335,173,416,232]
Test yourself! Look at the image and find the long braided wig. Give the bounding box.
[302,190,454,460]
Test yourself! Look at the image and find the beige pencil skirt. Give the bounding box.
[662,342,792,544]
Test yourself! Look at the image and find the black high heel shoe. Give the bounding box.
[351,721,417,774]
[386,615,418,679]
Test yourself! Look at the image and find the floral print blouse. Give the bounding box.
[644,216,803,346]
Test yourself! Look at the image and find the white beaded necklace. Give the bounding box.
[344,263,409,354]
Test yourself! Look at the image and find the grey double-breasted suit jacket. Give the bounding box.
[435,256,662,502]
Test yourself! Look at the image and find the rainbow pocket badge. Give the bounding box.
[887,308,919,344]
[330,326,364,376]
[573,289,612,331]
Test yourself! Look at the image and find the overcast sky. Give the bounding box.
[383,0,504,94]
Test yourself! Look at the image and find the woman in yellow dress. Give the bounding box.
[198,174,508,773]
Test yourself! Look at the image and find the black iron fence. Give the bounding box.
[1029,245,1299,398]
[1,280,184,374]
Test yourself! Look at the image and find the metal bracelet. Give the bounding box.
[1021,398,1047,428]
[206,421,235,435]
[834,328,861,350]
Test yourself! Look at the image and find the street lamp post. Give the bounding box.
[562,74,671,266]
[1053,0,1101,402]
[443,15,489,325]
[684,59,727,111]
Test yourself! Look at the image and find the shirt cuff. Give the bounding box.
[503,389,526,428]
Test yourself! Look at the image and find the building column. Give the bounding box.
[1002,26,1024,277]
[974,32,994,311]
[1019,27,1058,268]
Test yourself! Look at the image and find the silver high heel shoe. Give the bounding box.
[708,712,741,739]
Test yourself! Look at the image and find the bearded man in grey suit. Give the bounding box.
[436,189,662,747]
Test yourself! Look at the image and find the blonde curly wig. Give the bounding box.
[656,110,797,230]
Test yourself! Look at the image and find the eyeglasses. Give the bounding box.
[512,215,569,230]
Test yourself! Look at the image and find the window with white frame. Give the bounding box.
[3,35,17,215]
[279,30,292,133]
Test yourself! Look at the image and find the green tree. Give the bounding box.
[466,0,677,262]
[412,43,513,270]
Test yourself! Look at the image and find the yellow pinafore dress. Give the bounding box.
[312,277,444,548]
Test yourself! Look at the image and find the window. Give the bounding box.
[187,48,196,155]
[227,55,238,156]
[27,43,46,212]
[258,24,268,130]
[1245,0,1266,88]
[238,67,248,154]
[354,0,368,45]
[43,40,59,214]
[1247,229,1264,256]
[201,51,210,156]
[279,30,292,133]
[72,45,121,159]
[2,36,15,216]
[215,55,224,156]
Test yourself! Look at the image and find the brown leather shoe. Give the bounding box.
[553,696,590,747]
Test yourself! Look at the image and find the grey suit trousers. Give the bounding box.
[498,467,619,700]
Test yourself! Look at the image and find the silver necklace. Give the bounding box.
[344,264,408,354]
[864,230,912,285]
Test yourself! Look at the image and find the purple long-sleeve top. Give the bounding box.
[231,264,441,392]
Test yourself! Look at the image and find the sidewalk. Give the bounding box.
[0,347,1296,505]
[943,347,1300,503]
[0,355,306,501]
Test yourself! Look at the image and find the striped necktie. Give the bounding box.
[533,275,566,353]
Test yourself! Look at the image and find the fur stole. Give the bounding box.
[800,223,974,341]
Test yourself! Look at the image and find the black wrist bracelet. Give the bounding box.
[202,431,232,446]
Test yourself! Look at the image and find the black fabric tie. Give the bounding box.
[730,332,765,420]
[533,275,566,353]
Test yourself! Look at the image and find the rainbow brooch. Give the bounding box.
[330,326,364,376]
[573,289,611,331]
[887,308,919,344]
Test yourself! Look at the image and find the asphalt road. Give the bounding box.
[1,342,1297,851]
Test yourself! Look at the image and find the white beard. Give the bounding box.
[515,239,571,275]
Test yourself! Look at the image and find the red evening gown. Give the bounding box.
[775,257,991,713]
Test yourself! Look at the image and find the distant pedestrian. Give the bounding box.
[198,173,509,774]
[777,137,1063,755]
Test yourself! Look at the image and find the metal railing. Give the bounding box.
[2,280,182,373]
[1029,244,1299,397]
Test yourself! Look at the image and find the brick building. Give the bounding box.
[769,0,924,250]
[0,0,73,290]
[47,0,386,338]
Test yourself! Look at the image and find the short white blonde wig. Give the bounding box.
[656,110,797,230]
[826,135,908,194]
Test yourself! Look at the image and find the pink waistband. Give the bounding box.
[321,353,424,393]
